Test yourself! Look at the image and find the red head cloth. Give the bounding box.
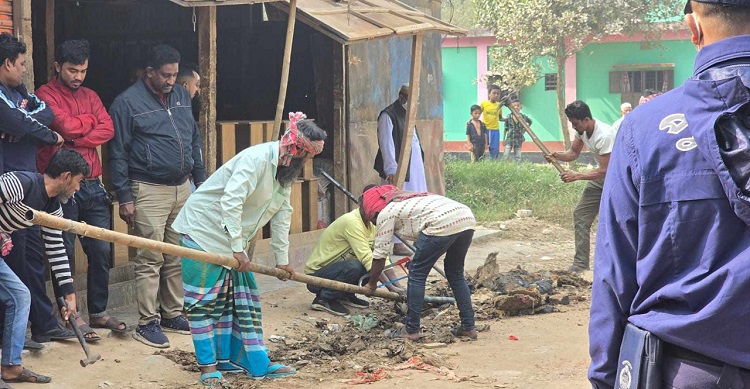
[361,185,430,222]
[279,112,325,166]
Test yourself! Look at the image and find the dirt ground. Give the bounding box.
[12,217,594,389]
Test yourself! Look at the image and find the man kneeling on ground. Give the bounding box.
[360,185,478,341]
[304,188,406,316]
[0,149,88,386]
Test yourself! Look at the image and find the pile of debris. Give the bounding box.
[463,251,591,319]
[157,251,590,385]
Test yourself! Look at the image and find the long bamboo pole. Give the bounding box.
[25,210,400,301]
[505,104,566,173]
[272,0,298,140]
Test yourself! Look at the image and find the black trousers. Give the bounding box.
[307,259,367,301]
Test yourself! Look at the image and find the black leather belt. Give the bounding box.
[664,343,724,367]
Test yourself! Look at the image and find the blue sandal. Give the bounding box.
[199,371,231,387]
[250,363,296,380]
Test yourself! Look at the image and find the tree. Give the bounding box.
[474,0,683,148]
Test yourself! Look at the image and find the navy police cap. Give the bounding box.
[685,0,750,13]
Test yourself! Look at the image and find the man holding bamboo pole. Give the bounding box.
[544,100,615,272]
[171,112,325,386]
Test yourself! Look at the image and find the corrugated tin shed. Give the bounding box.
[170,0,466,43]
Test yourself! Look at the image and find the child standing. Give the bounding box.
[503,98,532,161]
[466,105,488,162]
[480,85,503,159]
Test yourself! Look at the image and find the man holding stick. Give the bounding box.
[172,112,324,386]
[545,100,615,272]
[0,149,88,385]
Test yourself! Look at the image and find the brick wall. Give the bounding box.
[0,0,12,35]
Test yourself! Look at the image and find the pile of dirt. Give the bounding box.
[461,251,591,320]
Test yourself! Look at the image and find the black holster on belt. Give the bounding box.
[614,323,663,389]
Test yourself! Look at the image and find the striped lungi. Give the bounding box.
[181,235,270,378]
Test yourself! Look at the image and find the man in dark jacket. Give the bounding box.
[0,32,79,346]
[589,1,750,388]
[109,44,206,348]
[36,39,123,341]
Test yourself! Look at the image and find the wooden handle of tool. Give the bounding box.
[506,105,566,173]
[26,210,400,301]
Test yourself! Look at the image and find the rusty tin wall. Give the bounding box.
[346,0,445,198]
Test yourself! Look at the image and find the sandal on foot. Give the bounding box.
[89,316,129,334]
[4,367,51,384]
[216,362,244,374]
[67,320,101,343]
[266,363,296,379]
[31,323,75,343]
[450,327,478,340]
[199,371,232,388]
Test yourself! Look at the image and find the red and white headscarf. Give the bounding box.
[279,112,325,166]
[361,185,429,221]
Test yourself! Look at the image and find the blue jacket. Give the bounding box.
[0,83,56,174]
[108,79,206,204]
[590,35,750,388]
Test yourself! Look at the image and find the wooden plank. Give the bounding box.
[263,121,274,142]
[332,43,348,217]
[395,34,423,187]
[250,121,264,146]
[272,0,297,140]
[198,6,218,173]
[300,158,313,180]
[218,122,236,165]
[290,180,303,234]
[302,178,319,231]
[14,0,33,92]
[112,201,132,267]
[45,0,54,81]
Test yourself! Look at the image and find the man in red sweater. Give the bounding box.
[36,40,124,340]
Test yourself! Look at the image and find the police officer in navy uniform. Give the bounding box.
[589,1,750,388]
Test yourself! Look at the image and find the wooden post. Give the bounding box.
[271,0,298,140]
[394,34,423,188]
[45,0,55,81]
[27,209,400,301]
[506,104,565,173]
[13,0,33,92]
[198,6,218,173]
[332,43,348,217]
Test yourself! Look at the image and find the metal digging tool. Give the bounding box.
[320,171,449,281]
[57,297,101,367]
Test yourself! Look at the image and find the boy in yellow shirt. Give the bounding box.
[480,85,503,159]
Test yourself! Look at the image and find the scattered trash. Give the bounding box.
[423,342,447,349]
[98,382,113,388]
[509,335,519,341]
[345,368,389,385]
[349,313,379,331]
[516,209,533,218]
[269,335,286,343]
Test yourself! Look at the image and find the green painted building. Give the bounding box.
[441,30,696,151]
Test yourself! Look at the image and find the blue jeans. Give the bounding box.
[54,178,113,316]
[405,229,475,334]
[0,226,57,334]
[0,258,30,366]
[488,130,500,159]
[307,259,367,301]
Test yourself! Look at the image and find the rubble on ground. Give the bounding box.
[158,251,590,386]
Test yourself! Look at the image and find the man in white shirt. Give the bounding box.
[611,102,632,133]
[546,100,615,272]
[373,84,427,255]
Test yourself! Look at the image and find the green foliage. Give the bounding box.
[474,0,685,93]
[445,159,584,226]
[441,0,478,29]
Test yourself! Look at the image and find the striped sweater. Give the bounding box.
[0,171,74,295]
[373,195,476,259]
